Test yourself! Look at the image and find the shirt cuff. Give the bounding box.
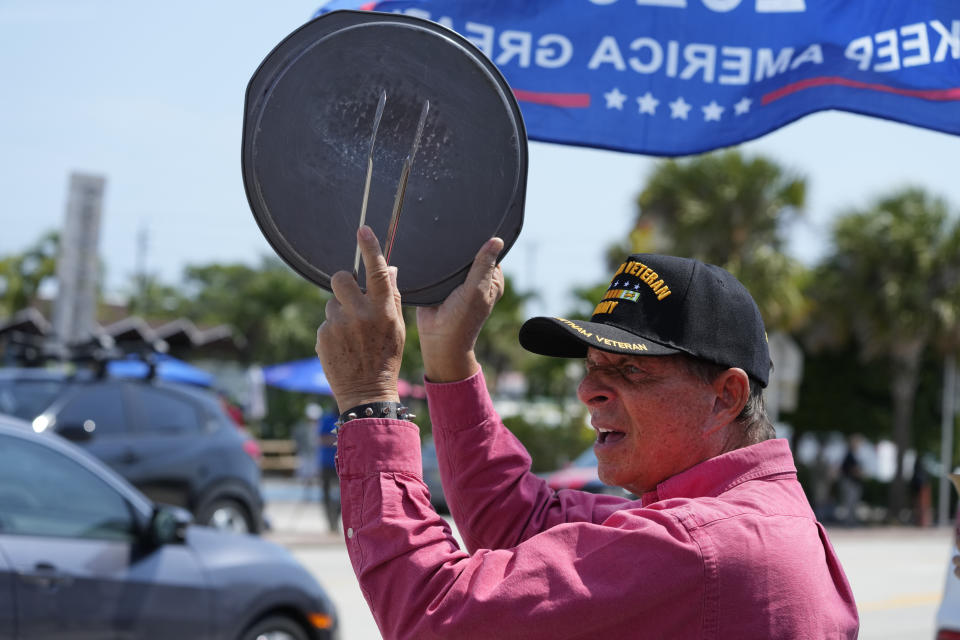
[336,419,422,478]
[424,369,497,431]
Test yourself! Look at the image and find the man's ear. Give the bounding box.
[704,368,750,434]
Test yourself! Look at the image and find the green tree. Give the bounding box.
[124,273,186,319]
[164,258,331,437]
[810,188,960,518]
[181,257,330,364]
[619,150,809,331]
[475,275,534,390]
[0,231,59,315]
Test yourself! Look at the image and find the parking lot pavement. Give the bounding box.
[829,524,951,640]
[260,478,343,548]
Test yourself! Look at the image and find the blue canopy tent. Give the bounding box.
[261,358,425,398]
[107,354,215,387]
[261,358,333,395]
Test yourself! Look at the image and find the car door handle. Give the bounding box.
[18,563,74,590]
[120,449,140,464]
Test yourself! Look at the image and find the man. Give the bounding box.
[316,226,859,639]
[839,434,864,526]
[316,407,341,532]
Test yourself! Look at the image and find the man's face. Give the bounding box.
[577,349,719,496]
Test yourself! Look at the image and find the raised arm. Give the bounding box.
[415,239,629,551]
[425,368,633,552]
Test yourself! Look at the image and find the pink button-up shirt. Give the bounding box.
[336,371,859,639]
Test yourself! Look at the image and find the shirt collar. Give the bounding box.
[640,438,797,507]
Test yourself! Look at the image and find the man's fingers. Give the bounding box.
[330,270,363,308]
[315,298,340,359]
[464,237,505,293]
[323,296,342,323]
[493,264,505,296]
[358,226,393,299]
[388,266,402,317]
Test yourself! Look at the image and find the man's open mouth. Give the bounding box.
[596,428,626,445]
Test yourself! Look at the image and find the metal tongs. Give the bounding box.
[353,91,431,280]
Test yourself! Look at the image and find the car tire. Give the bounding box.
[195,497,253,534]
[241,614,309,640]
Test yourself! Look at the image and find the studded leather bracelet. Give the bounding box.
[336,401,416,427]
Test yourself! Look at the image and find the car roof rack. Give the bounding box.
[3,332,169,381]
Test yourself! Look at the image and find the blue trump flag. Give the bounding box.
[317,0,960,156]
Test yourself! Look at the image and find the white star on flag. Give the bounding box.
[703,101,724,121]
[636,92,659,115]
[734,98,752,115]
[634,283,641,290]
[669,97,691,120]
[604,88,627,110]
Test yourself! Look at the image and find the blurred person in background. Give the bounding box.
[911,457,932,527]
[839,434,864,525]
[293,403,321,499]
[317,406,340,532]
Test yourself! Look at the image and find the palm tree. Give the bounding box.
[618,150,809,331]
[812,188,960,518]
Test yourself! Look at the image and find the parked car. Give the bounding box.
[935,473,960,640]
[0,366,265,533]
[0,412,339,639]
[542,446,634,498]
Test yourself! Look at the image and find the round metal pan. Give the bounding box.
[242,10,528,306]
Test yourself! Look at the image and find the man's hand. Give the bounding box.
[416,237,505,382]
[315,226,404,412]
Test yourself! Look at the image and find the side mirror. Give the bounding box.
[147,504,192,547]
[56,423,95,442]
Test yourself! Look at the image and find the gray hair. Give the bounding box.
[676,355,776,446]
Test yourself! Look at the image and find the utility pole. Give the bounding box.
[939,356,957,526]
[136,223,149,312]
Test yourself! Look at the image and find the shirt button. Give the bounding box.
[347,527,354,539]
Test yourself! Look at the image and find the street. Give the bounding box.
[264,488,952,639]
[830,526,950,640]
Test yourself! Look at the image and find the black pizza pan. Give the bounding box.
[242,10,528,305]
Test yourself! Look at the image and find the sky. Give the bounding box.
[2,1,960,319]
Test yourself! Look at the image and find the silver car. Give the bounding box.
[0,414,339,639]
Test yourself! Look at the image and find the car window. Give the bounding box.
[0,434,137,541]
[134,386,202,434]
[0,378,65,420]
[56,384,127,437]
[165,383,229,426]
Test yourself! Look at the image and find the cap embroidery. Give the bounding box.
[557,318,593,338]
[594,335,648,351]
[592,300,619,315]
[594,260,673,316]
[611,259,672,301]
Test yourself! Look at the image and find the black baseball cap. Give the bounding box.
[518,254,770,387]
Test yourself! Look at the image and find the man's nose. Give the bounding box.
[577,373,611,406]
